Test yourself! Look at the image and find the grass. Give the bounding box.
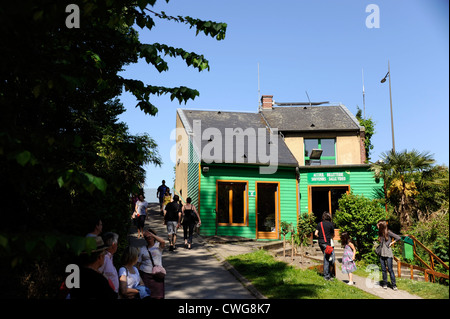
[353,265,449,299]
[226,250,378,299]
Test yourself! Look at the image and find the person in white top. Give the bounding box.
[99,232,119,293]
[138,229,166,299]
[134,194,148,238]
[119,246,150,299]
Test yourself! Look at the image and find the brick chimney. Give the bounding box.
[261,95,273,110]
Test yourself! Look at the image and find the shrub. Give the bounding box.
[333,192,386,263]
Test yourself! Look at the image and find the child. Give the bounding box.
[162,189,172,211]
[340,231,357,285]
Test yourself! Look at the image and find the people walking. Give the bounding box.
[163,188,172,211]
[157,180,169,216]
[314,211,335,281]
[340,231,357,285]
[164,194,182,251]
[138,229,166,299]
[134,194,148,238]
[181,197,201,249]
[376,220,401,290]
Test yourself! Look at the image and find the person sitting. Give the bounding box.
[69,236,118,299]
[118,246,151,299]
[99,232,119,293]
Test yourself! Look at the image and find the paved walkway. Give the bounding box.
[334,261,422,299]
[127,203,422,300]
[127,203,256,299]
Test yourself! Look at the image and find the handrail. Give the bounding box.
[408,234,449,271]
[394,256,449,282]
[396,234,449,283]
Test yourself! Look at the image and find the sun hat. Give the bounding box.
[83,236,110,254]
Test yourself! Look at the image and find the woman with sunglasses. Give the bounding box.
[137,229,166,299]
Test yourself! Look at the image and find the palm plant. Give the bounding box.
[370,149,435,231]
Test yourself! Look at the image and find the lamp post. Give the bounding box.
[381,60,395,153]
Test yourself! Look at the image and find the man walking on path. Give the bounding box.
[164,195,182,251]
[156,180,168,216]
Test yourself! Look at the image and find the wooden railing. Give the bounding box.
[394,235,449,283]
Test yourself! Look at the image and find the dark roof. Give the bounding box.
[179,109,298,167]
[262,105,361,132]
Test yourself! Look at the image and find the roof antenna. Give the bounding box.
[362,68,366,118]
[258,62,261,112]
[305,91,312,108]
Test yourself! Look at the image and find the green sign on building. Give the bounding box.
[307,171,350,184]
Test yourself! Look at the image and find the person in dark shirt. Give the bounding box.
[164,195,181,251]
[314,211,335,281]
[69,236,118,299]
[157,180,168,216]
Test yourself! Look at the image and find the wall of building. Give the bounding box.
[197,164,298,239]
[336,135,362,164]
[174,112,189,202]
[298,166,383,217]
[283,131,363,166]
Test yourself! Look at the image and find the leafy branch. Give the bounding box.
[145,8,227,40]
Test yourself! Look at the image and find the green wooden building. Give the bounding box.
[174,95,383,240]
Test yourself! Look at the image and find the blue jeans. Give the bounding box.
[379,256,396,287]
[319,243,335,279]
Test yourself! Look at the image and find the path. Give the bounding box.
[127,203,256,299]
[334,260,422,299]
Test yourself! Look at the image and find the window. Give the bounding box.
[217,181,247,225]
[304,138,336,165]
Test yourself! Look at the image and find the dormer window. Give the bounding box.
[304,138,336,166]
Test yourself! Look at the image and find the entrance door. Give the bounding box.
[310,186,349,224]
[256,182,279,239]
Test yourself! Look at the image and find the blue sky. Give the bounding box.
[118,0,449,190]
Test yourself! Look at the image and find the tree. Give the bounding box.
[0,0,226,297]
[280,221,293,258]
[370,149,435,231]
[414,165,449,221]
[333,192,386,262]
[294,213,317,263]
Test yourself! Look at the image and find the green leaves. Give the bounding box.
[57,169,107,194]
[334,192,385,262]
[146,9,227,41]
[0,232,106,268]
[139,43,211,72]
[15,151,32,166]
[0,0,223,281]
[123,78,200,114]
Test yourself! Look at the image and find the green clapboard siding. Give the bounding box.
[187,139,200,208]
[298,166,384,216]
[198,164,298,239]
